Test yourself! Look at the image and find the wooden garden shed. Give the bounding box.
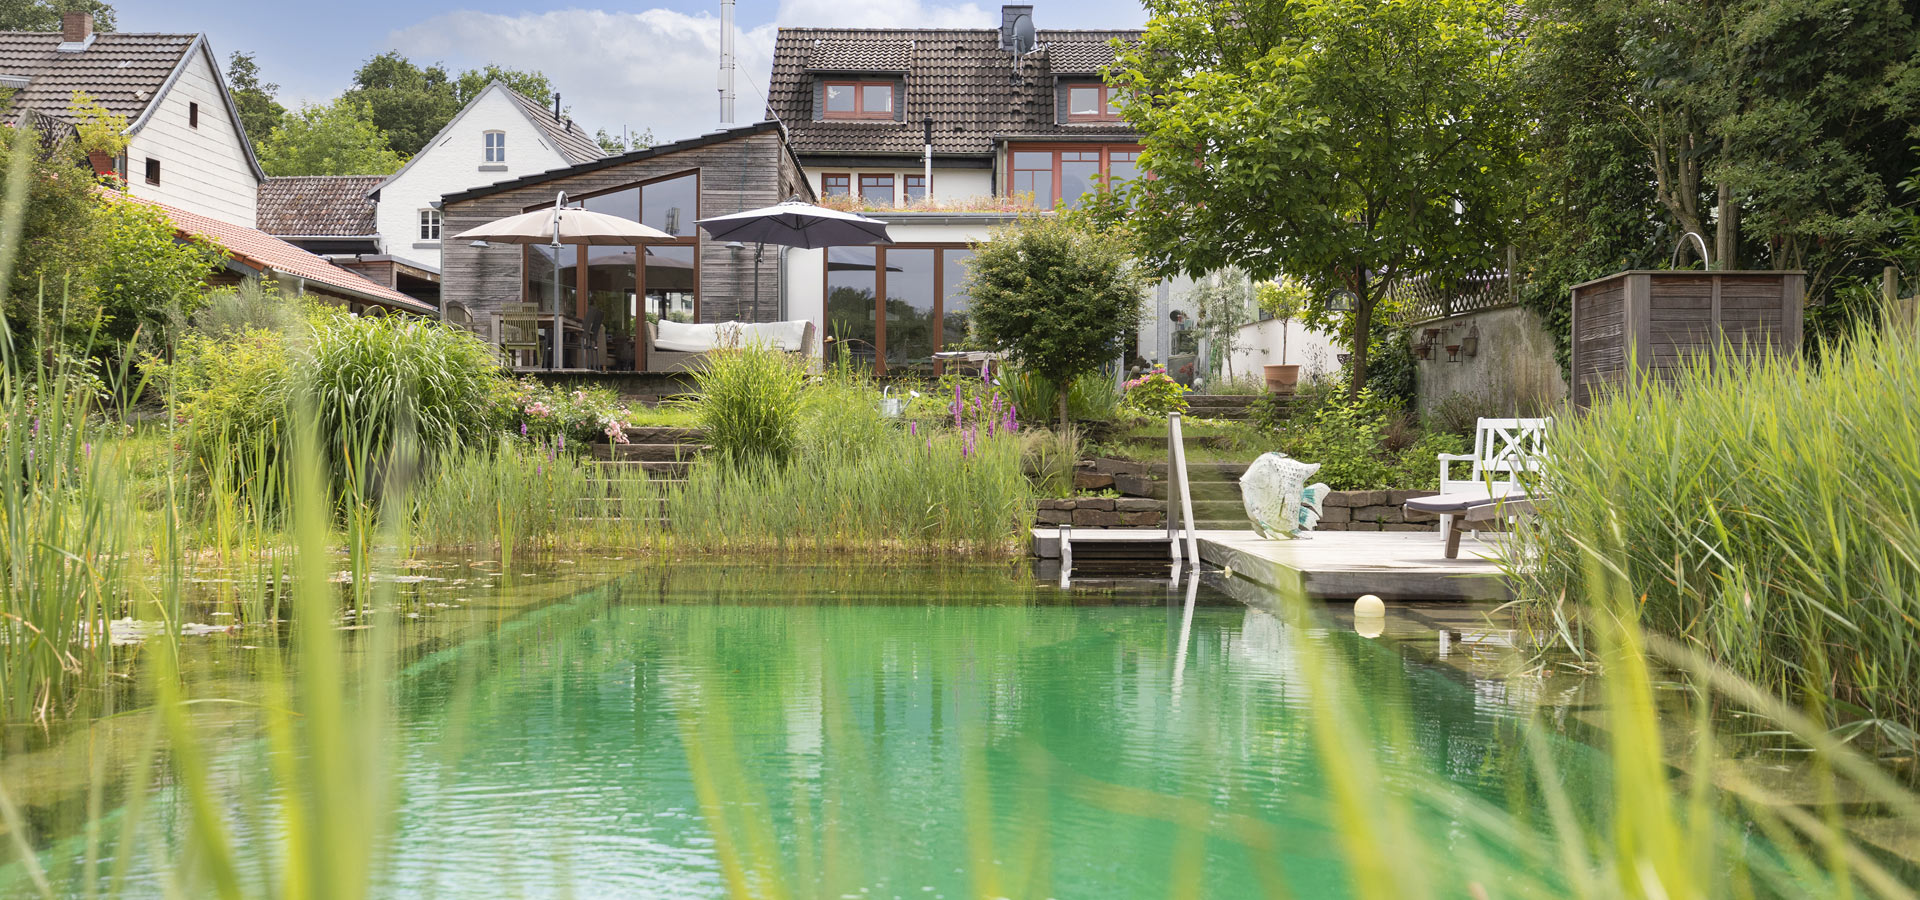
[1569,270,1805,407]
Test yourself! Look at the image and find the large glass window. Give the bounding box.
[940,249,974,352]
[884,249,937,375]
[1011,151,1053,207]
[643,245,697,324]
[822,173,850,197]
[904,174,927,204]
[828,245,976,375]
[586,245,638,371]
[826,246,878,369]
[642,172,696,238]
[522,170,701,371]
[1006,145,1142,208]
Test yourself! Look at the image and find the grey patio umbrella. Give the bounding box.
[696,198,893,320]
[454,191,673,369]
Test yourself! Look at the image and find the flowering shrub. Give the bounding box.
[1121,370,1190,417]
[495,378,636,447]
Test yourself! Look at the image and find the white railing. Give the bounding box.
[1166,413,1201,564]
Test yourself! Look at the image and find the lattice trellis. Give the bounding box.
[1390,270,1518,326]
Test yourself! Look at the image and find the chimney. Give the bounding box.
[1000,5,1033,51]
[60,11,93,43]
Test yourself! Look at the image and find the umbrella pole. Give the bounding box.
[550,240,562,370]
[753,242,764,322]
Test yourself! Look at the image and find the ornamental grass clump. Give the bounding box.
[1513,322,1920,743]
[685,343,807,468]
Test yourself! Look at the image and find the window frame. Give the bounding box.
[858,173,896,207]
[820,173,851,197]
[822,80,897,121]
[143,157,160,186]
[518,169,705,370]
[483,130,507,163]
[1063,83,1124,123]
[418,208,442,241]
[903,174,927,204]
[822,243,977,376]
[1004,143,1143,208]
[188,102,199,129]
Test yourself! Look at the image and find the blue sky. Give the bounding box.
[121,0,1148,145]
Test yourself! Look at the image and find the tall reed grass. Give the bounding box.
[685,343,807,467]
[1512,322,1920,746]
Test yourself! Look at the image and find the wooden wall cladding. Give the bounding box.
[1570,270,1805,408]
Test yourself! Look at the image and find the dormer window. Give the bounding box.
[484,131,506,163]
[1065,83,1123,123]
[824,81,895,120]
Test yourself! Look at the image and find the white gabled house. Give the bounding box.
[0,12,265,227]
[366,83,605,272]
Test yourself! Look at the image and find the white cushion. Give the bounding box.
[738,320,808,352]
[654,319,728,352]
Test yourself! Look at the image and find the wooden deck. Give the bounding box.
[1031,528,1510,602]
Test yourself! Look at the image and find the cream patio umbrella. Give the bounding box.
[454,191,674,369]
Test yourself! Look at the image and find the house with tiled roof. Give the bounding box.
[109,191,436,317]
[1,12,264,226]
[257,175,441,307]
[360,81,605,275]
[761,5,1148,375]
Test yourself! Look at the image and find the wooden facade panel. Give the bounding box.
[440,130,806,330]
[1570,270,1803,408]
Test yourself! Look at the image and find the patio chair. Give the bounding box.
[499,302,544,369]
[1403,417,1550,559]
[445,302,483,336]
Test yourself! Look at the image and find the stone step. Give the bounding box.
[594,442,708,462]
[620,425,704,444]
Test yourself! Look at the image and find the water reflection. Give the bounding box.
[5,564,1600,898]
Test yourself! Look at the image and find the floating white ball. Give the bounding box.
[1354,594,1386,617]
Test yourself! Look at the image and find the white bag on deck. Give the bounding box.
[1239,452,1330,540]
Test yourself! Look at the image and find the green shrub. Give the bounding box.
[1120,370,1190,417]
[1270,387,1462,490]
[186,278,306,340]
[685,344,807,468]
[169,307,506,500]
[1513,324,1920,738]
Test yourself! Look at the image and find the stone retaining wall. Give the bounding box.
[1043,456,1445,532]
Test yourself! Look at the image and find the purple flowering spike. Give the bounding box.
[521,422,529,437]
[558,433,566,451]
[909,421,918,437]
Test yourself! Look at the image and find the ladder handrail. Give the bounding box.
[1167,412,1201,564]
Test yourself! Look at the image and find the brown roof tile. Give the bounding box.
[256,176,382,237]
[808,38,912,72]
[0,31,195,126]
[500,86,605,165]
[768,27,1140,158]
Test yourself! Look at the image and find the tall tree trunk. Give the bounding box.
[1715,180,1739,269]
[1346,272,1373,399]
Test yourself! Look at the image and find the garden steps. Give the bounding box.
[1182,394,1259,421]
[594,442,709,462]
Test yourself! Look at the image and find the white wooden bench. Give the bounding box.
[1404,417,1550,558]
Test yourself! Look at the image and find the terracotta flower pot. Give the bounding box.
[1263,364,1301,395]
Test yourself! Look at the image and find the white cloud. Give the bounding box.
[386,9,782,147]
[772,0,990,28]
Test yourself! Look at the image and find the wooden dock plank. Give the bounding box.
[1029,528,1511,601]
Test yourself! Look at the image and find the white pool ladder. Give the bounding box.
[1166,412,1201,565]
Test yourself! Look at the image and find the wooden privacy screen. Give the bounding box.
[1569,270,1805,408]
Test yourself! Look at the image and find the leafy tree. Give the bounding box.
[595,127,654,155]
[0,0,114,31]
[454,65,555,108]
[226,51,287,155]
[257,99,405,176]
[92,195,225,347]
[1186,269,1254,383]
[342,52,460,157]
[344,52,560,157]
[963,215,1147,426]
[0,121,104,349]
[66,91,128,161]
[1101,0,1528,397]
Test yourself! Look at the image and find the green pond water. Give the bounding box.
[3,562,1605,898]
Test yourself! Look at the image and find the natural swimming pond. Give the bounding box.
[4,562,1604,897]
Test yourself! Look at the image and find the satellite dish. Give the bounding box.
[1012,15,1036,54]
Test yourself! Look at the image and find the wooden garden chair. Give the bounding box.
[1403,417,1551,559]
